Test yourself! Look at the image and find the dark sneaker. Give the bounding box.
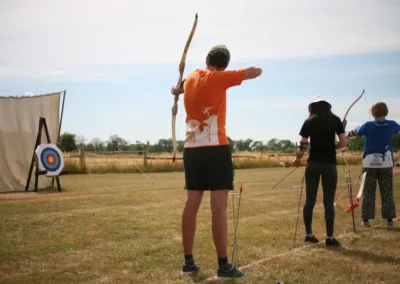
[304,235,319,243]
[217,263,245,280]
[181,263,202,276]
[326,238,340,248]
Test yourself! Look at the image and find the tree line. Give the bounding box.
[59,132,400,154]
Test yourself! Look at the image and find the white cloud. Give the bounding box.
[47,70,64,76]
[93,72,108,77]
[0,0,399,78]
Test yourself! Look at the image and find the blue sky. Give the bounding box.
[1,0,399,145]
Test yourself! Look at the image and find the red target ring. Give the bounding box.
[46,153,56,165]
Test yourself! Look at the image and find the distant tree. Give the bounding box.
[266,138,280,152]
[177,140,185,152]
[348,136,365,152]
[251,141,265,151]
[76,135,86,146]
[85,143,95,151]
[279,140,294,149]
[59,132,77,152]
[106,135,129,151]
[61,132,368,154]
[227,136,235,152]
[91,138,105,151]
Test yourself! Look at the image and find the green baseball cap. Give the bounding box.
[207,45,230,68]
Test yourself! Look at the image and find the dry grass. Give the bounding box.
[0,166,399,283]
[63,151,382,174]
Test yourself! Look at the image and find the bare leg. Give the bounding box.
[210,190,229,258]
[182,190,204,255]
[210,189,245,279]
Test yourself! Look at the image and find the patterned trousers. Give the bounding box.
[361,167,396,220]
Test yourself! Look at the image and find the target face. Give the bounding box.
[35,143,64,177]
[41,147,61,171]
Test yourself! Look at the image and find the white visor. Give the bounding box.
[310,95,330,104]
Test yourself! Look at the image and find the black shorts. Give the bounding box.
[183,145,234,191]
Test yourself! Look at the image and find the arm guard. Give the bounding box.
[299,141,308,150]
[296,141,308,158]
[347,129,357,138]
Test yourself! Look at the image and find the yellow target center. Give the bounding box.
[48,156,54,163]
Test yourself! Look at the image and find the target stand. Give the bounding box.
[25,117,67,192]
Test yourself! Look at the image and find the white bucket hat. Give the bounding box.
[309,95,331,108]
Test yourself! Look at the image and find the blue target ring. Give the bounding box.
[40,147,61,171]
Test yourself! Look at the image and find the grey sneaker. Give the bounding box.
[217,263,245,279]
[361,220,370,227]
[387,220,395,228]
[181,263,201,276]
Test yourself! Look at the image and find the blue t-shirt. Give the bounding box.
[356,120,400,162]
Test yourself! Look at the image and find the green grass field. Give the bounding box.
[1,166,399,283]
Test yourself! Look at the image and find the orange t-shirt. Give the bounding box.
[183,68,244,148]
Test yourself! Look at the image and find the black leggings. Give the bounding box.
[303,161,338,237]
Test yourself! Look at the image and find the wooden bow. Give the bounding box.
[171,13,198,162]
[335,89,365,152]
[342,89,365,131]
[340,90,365,231]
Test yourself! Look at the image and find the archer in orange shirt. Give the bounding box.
[171,45,262,279]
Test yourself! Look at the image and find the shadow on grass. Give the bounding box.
[0,186,69,195]
[184,271,245,283]
[186,273,210,283]
[372,226,400,232]
[33,186,69,194]
[333,247,400,264]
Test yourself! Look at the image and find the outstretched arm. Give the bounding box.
[215,67,262,89]
[347,122,369,138]
[243,67,263,80]
[392,121,400,134]
[346,128,358,138]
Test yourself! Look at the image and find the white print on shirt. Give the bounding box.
[184,114,219,147]
[202,107,212,116]
[362,150,394,168]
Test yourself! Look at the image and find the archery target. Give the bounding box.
[35,143,64,176]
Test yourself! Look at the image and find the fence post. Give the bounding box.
[79,145,87,172]
[143,151,148,167]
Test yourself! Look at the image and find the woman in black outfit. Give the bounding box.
[293,95,348,247]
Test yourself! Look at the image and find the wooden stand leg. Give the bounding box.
[25,118,43,191]
[25,117,63,192]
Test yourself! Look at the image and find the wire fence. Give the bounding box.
[62,148,379,174]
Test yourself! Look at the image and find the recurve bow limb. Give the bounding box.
[172,13,198,162]
[342,89,365,131]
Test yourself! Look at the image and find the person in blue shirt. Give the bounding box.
[347,101,400,228]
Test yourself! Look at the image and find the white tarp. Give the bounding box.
[0,93,61,192]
